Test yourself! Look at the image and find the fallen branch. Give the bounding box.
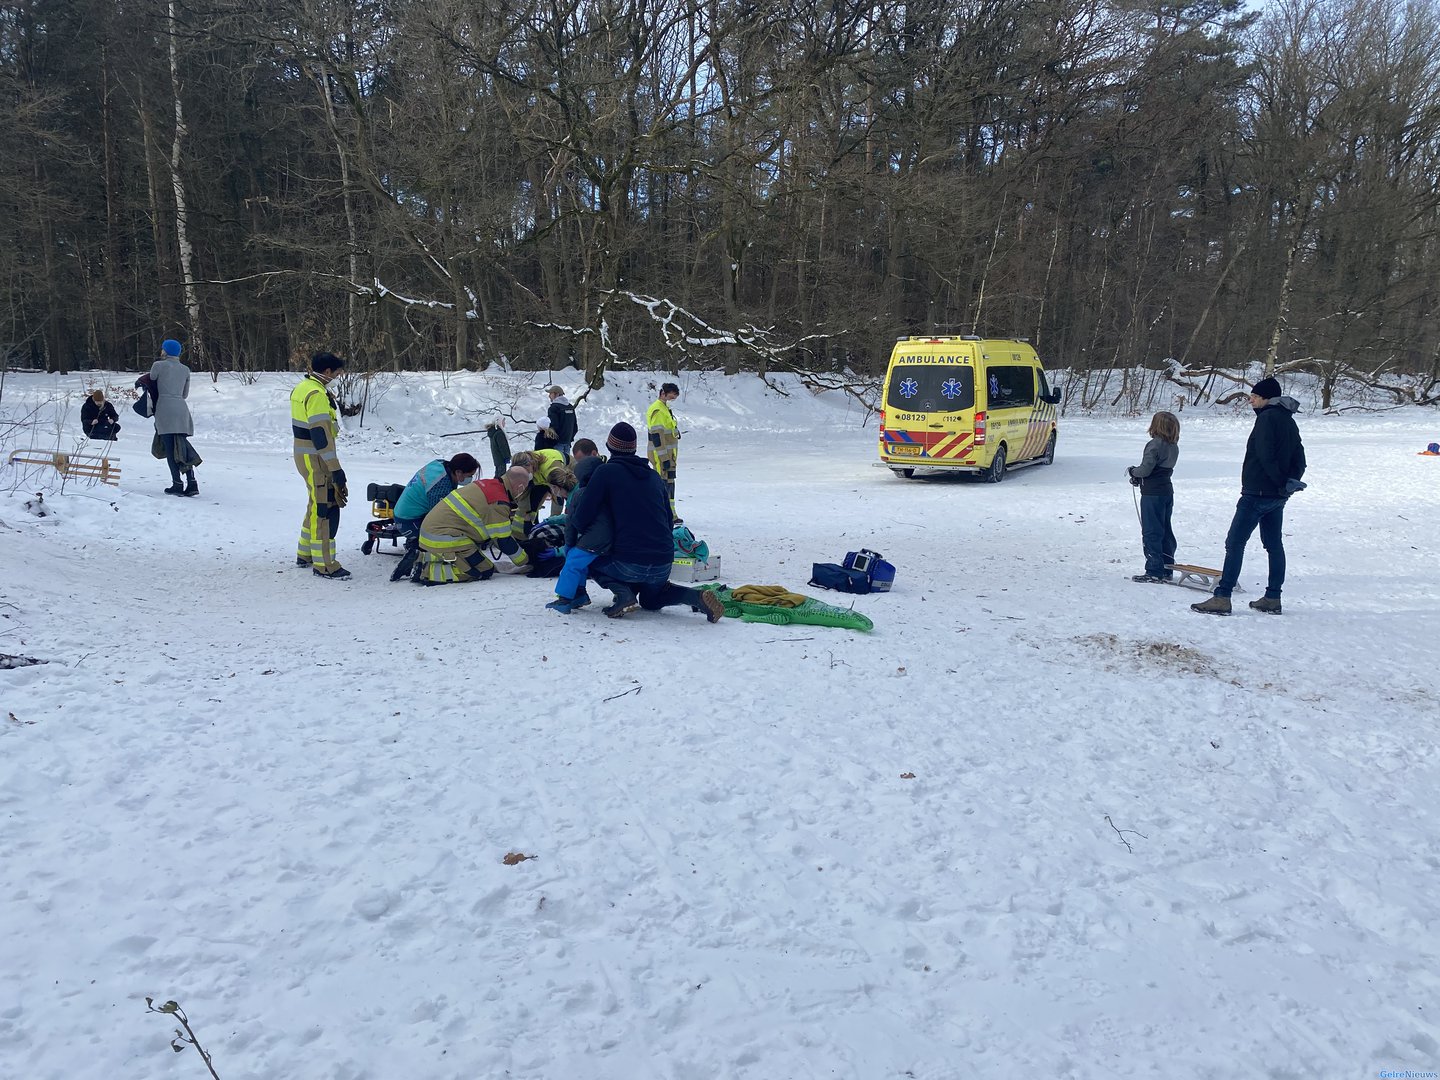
[145,999,221,1080]
[602,684,642,702]
[1104,814,1147,854]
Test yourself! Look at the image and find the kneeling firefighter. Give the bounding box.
[389,453,481,582]
[414,466,532,584]
[509,448,570,525]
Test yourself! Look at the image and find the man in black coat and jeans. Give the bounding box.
[567,422,724,622]
[1193,376,1307,616]
[535,386,578,458]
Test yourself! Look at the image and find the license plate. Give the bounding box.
[888,443,922,458]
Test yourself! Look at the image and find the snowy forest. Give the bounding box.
[3,0,1440,394]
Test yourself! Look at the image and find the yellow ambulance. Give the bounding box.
[877,336,1061,481]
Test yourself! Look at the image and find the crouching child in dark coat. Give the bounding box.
[545,452,611,613]
[82,390,121,440]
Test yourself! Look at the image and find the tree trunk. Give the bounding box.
[167,0,205,373]
[136,79,174,330]
[317,66,361,360]
[1265,200,1310,377]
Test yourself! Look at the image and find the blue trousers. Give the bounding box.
[1216,495,1288,599]
[1140,494,1177,578]
[556,546,599,599]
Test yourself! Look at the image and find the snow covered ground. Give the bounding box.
[1,369,1438,1080]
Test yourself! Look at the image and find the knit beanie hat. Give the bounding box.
[161,339,182,357]
[1251,376,1281,400]
[606,422,638,454]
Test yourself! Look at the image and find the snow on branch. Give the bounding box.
[524,300,621,364]
[607,289,837,370]
[367,278,454,312]
[201,269,488,322]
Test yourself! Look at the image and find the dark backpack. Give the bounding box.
[132,373,156,418]
[809,549,896,594]
[809,563,873,594]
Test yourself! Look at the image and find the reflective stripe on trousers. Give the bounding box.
[295,453,339,572]
[417,549,494,583]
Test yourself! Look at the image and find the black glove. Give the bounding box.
[335,484,349,508]
[331,468,347,489]
[1284,478,1307,495]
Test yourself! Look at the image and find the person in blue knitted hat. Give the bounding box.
[150,338,199,496]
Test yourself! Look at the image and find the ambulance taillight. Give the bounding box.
[974,411,987,445]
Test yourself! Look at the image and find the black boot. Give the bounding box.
[604,585,639,619]
[391,546,419,582]
[182,476,199,497]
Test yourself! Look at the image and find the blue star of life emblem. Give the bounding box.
[941,378,963,399]
[899,378,919,399]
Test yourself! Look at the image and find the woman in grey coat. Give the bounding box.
[150,338,198,496]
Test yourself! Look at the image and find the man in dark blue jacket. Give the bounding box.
[567,422,724,622]
[1193,377,1307,616]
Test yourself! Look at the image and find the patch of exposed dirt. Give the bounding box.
[1073,633,1222,679]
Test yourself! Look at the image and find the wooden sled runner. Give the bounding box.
[7,450,121,486]
[1166,563,1240,593]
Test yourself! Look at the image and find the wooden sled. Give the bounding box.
[7,450,121,487]
[1166,563,1241,593]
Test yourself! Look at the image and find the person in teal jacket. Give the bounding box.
[389,453,480,581]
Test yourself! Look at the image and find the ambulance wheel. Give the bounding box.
[891,468,915,479]
[984,445,1007,483]
[1041,432,1057,466]
[361,538,375,555]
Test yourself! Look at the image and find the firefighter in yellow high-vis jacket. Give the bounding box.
[510,448,570,524]
[646,382,681,520]
[413,466,533,585]
[291,352,350,579]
